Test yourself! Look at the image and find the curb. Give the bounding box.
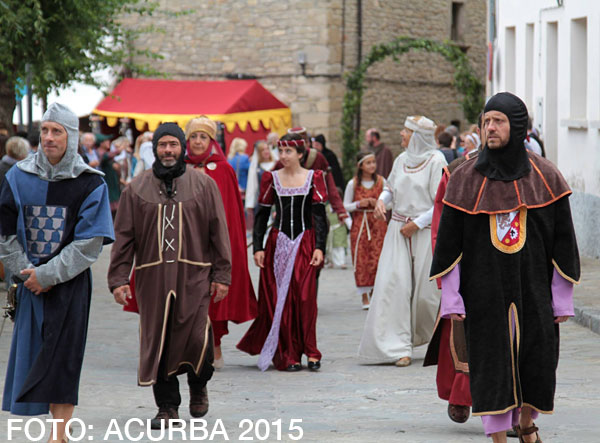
[573,305,600,335]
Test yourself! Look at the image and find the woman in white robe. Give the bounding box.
[358,115,446,367]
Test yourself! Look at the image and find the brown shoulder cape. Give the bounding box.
[444,152,571,214]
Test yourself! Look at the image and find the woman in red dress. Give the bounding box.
[237,133,328,372]
[343,152,387,309]
[184,116,257,368]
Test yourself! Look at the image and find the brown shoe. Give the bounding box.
[150,405,179,429]
[447,403,470,423]
[190,386,209,418]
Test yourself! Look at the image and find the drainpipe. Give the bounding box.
[488,0,496,96]
[341,0,346,72]
[356,0,363,139]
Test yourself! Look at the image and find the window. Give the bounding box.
[545,22,558,162]
[525,24,534,109]
[505,26,516,93]
[570,17,587,119]
[451,2,465,42]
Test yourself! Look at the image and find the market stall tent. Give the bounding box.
[92,78,292,152]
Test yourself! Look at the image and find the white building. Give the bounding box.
[489,0,600,258]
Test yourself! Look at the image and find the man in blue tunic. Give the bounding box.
[0,103,114,442]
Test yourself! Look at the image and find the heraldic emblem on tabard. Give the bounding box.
[24,205,67,258]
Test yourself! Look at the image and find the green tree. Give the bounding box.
[0,0,167,133]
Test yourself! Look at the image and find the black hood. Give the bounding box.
[152,122,187,196]
[475,92,531,181]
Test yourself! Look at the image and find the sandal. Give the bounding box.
[507,425,519,438]
[395,357,411,367]
[518,424,542,443]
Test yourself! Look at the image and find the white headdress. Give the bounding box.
[404,115,439,168]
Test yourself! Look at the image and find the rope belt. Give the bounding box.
[392,212,412,223]
[353,209,374,271]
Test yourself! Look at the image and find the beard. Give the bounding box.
[159,156,177,167]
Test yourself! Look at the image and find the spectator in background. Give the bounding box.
[365,128,394,179]
[326,186,349,270]
[0,136,29,184]
[133,131,154,176]
[97,134,121,217]
[0,122,8,136]
[113,136,134,187]
[0,134,8,160]
[0,136,29,290]
[80,132,100,169]
[266,132,279,151]
[437,131,458,164]
[444,124,459,139]
[228,137,251,198]
[526,116,545,157]
[312,134,345,191]
[245,140,277,227]
[434,124,446,145]
[95,133,112,154]
[27,130,40,154]
[462,132,481,156]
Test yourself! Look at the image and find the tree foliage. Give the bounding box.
[341,36,485,180]
[0,0,183,131]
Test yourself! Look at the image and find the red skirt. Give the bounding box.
[237,228,321,370]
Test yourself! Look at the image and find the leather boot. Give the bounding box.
[190,386,209,418]
[150,405,179,429]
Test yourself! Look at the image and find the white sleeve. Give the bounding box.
[140,145,155,170]
[413,206,434,229]
[378,188,393,205]
[343,180,359,212]
[379,158,400,207]
[245,161,259,209]
[133,158,145,177]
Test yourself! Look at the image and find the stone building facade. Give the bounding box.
[122,0,486,156]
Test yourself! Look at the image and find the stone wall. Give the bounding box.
[121,0,486,158]
[352,0,487,156]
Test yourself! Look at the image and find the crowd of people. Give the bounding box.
[0,92,579,443]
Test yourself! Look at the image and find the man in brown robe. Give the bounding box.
[107,122,231,428]
[365,128,394,178]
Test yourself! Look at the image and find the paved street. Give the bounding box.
[1,246,599,442]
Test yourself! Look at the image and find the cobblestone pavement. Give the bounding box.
[0,247,599,442]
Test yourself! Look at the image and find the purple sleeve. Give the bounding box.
[440,264,465,318]
[552,268,574,316]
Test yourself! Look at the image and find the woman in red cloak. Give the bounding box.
[182,116,257,367]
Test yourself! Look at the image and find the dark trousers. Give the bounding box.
[152,304,215,408]
[152,358,214,408]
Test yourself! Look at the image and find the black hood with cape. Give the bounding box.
[475,92,531,181]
